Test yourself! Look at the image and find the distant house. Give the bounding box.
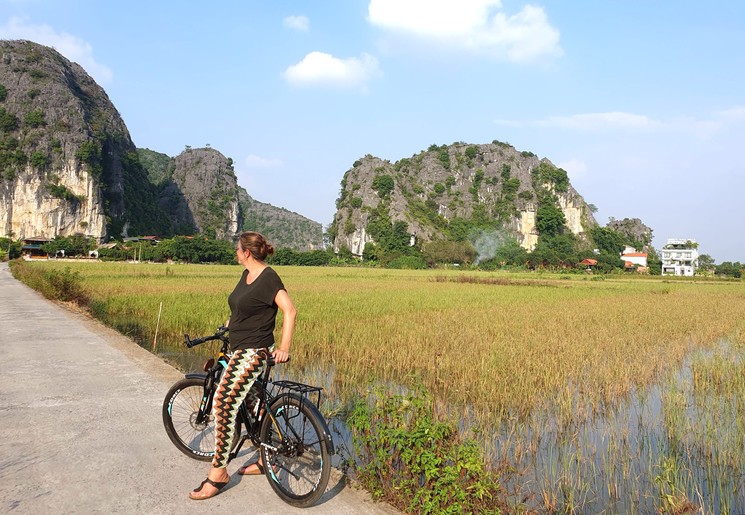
[21,236,51,259]
[621,246,648,273]
[580,258,598,267]
[660,238,698,276]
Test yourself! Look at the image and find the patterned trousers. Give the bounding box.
[212,347,270,468]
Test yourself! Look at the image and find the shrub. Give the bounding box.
[47,183,84,203]
[372,174,394,198]
[386,255,427,269]
[30,150,48,169]
[437,148,451,170]
[0,107,18,131]
[75,140,103,179]
[9,262,89,305]
[24,109,45,128]
[347,386,504,514]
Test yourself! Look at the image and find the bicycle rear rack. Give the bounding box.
[271,380,323,409]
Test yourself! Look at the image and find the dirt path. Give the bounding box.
[0,262,398,514]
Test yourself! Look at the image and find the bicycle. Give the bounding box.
[162,326,334,508]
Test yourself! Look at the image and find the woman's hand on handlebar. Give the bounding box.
[272,348,290,363]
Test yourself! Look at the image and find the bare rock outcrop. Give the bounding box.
[330,142,597,255]
[0,39,164,240]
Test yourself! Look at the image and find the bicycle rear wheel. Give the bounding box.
[162,377,241,461]
[260,394,331,507]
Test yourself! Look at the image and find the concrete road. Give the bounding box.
[0,262,399,515]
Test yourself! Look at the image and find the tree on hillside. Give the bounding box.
[535,200,566,238]
[590,226,625,255]
[372,174,395,198]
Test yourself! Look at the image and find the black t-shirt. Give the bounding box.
[227,267,285,350]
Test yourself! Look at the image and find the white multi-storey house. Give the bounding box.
[660,238,699,276]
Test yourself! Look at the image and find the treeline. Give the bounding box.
[355,223,660,273]
[25,235,237,264]
[5,234,336,266]
[713,261,744,278]
[3,234,743,278]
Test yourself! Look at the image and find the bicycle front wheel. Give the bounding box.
[260,394,331,507]
[163,377,241,461]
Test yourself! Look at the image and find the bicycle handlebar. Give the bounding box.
[182,327,289,365]
[184,326,228,348]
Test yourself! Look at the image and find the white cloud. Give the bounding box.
[283,51,382,91]
[525,111,725,139]
[715,106,745,121]
[283,15,310,32]
[493,112,664,131]
[538,112,664,131]
[367,0,561,62]
[494,110,732,142]
[0,16,113,84]
[244,154,282,168]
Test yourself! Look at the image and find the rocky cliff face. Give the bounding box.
[0,39,163,240]
[238,187,322,251]
[1,40,322,248]
[330,141,597,255]
[138,147,322,248]
[167,148,240,239]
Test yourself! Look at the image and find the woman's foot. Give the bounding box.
[238,460,265,475]
[188,470,230,500]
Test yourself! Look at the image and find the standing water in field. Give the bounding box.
[487,339,745,513]
[161,336,745,513]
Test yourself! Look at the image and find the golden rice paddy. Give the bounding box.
[17,261,745,512]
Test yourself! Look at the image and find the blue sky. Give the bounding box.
[1,1,744,261]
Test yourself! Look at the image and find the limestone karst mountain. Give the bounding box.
[0,40,321,249]
[329,141,598,256]
[138,148,322,249]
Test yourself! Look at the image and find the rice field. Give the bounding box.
[15,261,745,512]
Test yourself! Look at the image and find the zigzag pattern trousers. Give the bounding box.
[211,347,269,468]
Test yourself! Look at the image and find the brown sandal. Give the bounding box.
[188,477,229,500]
[238,461,264,475]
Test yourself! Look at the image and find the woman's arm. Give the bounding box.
[272,289,296,363]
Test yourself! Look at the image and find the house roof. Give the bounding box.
[622,252,648,258]
[581,258,598,266]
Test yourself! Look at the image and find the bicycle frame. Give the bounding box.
[182,328,334,465]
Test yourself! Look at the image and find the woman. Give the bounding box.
[189,231,296,500]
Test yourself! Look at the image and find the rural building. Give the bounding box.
[21,236,51,259]
[621,246,648,272]
[660,238,699,276]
